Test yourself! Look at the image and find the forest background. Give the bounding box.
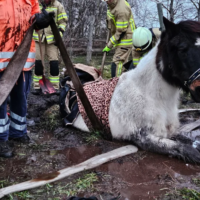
[58,0,200,64]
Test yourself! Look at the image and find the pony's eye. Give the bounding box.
[178,43,188,52]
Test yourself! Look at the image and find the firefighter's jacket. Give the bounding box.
[107,0,136,49]
[0,0,40,72]
[133,28,161,66]
[33,0,68,44]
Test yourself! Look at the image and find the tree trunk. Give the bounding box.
[86,15,95,65]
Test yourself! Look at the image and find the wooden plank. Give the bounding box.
[0,145,138,198]
[179,109,200,113]
[178,119,200,133]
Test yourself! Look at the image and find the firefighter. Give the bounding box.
[102,0,136,77]
[131,27,161,68]
[0,0,54,158]
[32,0,68,94]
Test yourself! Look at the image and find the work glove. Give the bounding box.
[102,46,111,53]
[35,8,55,30]
[59,28,65,34]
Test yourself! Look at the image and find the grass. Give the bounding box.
[160,188,200,200]
[61,55,113,79]
[2,173,98,200]
[192,177,200,186]
[180,188,200,199]
[55,172,98,197]
[0,180,10,188]
[85,131,102,144]
[41,105,61,131]
[4,191,33,200]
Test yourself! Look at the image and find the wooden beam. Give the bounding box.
[50,19,103,132]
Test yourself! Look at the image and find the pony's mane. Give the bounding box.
[177,20,200,41]
[178,20,200,34]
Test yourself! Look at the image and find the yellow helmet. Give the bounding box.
[132,27,152,51]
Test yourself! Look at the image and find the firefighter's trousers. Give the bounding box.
[112,47,132,77]
[0,71,32,141]
[33,41,60,90]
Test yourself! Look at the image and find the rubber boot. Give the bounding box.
[0,141,13,158]
[50,60,60,93]
[32,60,43,95]
[111,62,117,78]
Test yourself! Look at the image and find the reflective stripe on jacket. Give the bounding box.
[107,0,136,49]
[33,0,68,44]
[0,0,40,72]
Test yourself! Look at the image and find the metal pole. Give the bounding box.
[157,3,165,32]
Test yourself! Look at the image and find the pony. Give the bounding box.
[73,17,200,163]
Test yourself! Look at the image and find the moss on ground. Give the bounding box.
[41,105,61,131]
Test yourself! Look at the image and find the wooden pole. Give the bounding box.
[50,19,103,132]
[157,3,165,32]
[100,30,110,77]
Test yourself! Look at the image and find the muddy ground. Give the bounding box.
[1,90,200,199]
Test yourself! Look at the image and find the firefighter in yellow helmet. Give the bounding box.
[131,27,161,68]
[32,0,68,94]
[102,0,136,77]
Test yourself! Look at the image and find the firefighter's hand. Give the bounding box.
[34,8,54,30]
[102,46,111,53]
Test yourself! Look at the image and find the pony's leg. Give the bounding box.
[130,129,200,163]
[171,134,200,152]
[73,114,90,132]
[171,134,193,145]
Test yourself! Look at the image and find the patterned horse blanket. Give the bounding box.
[77,77,119,134]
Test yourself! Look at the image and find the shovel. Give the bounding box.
[38,32,56,94]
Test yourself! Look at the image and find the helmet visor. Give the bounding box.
[134,40,151,52]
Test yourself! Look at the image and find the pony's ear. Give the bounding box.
[163,17,177,35]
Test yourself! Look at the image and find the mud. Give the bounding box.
[0,93,200,200]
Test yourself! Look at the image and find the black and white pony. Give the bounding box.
[73,17,200,163]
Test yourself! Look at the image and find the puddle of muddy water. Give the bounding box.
[1,124,200,200]
[49,146,102,165]
[1,142,200,200]
[46,146,200,200]
[95,152,200,200]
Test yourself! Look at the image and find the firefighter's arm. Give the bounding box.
[132,47,141,67]
[107,12,130,49]
[31,0,40,16]
[57,3,68,36]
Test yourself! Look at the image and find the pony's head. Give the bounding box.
[156,17,200,102]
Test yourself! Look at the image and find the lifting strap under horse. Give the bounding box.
[0,23,35,106]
